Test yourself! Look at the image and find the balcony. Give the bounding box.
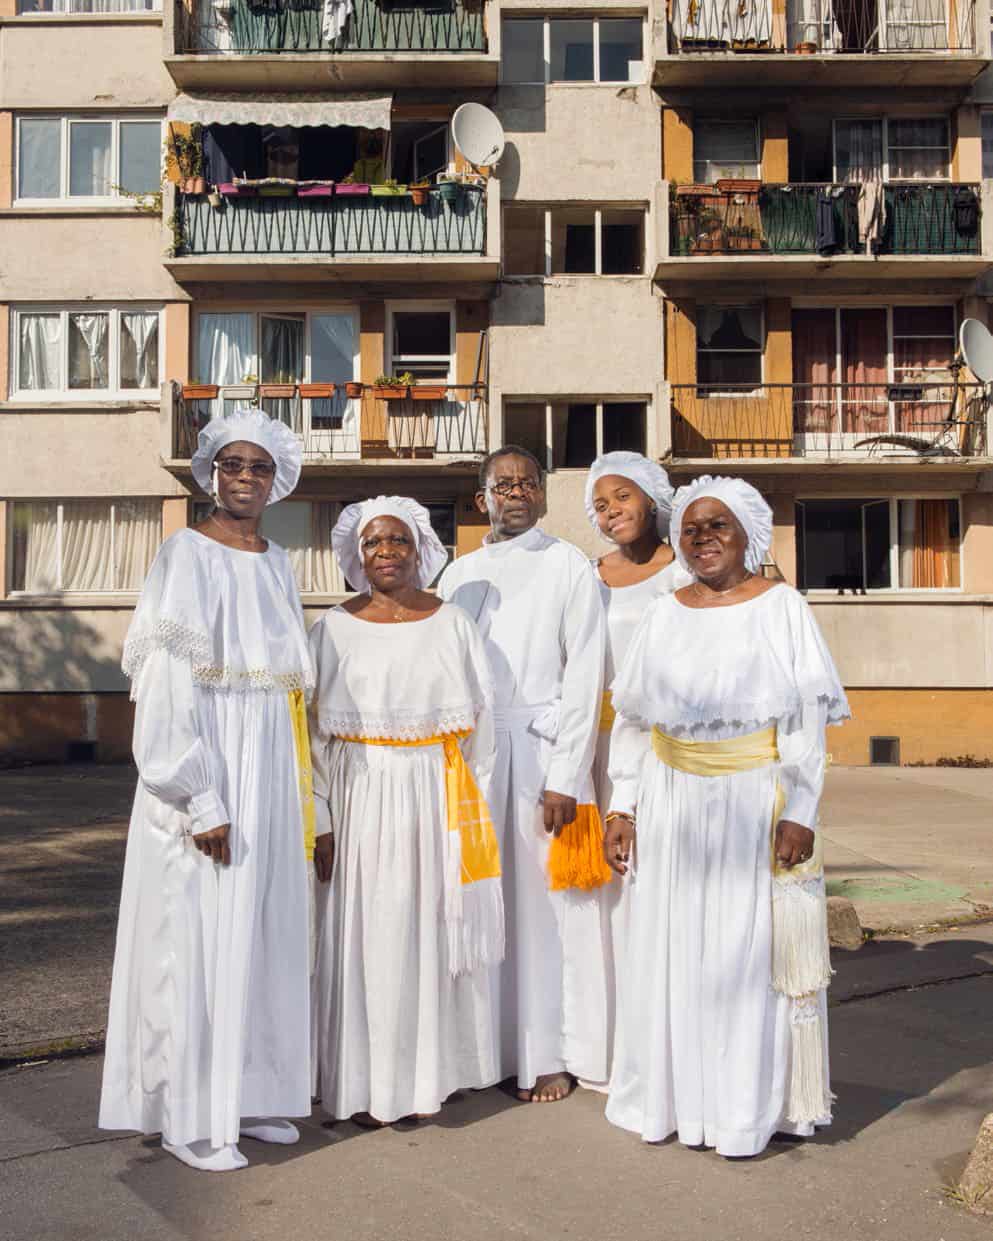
[162,180,500,284]
[658,180,986,283]
[165,0,496,90]
[162,380,488,469]
[666,381,991,467]
[654,0,984,88]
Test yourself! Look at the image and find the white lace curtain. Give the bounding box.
[13,500,160,593]
[121,312,159,390]
[69,313,109,390]
[18,313,62,390]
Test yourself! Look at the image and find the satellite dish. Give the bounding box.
[960,318,993,384]
[451,103,505,170]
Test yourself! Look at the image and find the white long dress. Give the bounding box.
[99,529,315,1149]
[309,603,499,1123]
[592,556,693,1081]
[438,527,608,1089]
[605,584,849,1156]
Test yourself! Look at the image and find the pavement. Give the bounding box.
[1,762,993,1239]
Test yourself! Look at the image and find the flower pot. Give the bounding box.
[344,381,364,399]
[676,183,717,197]
[373,385,410,400]
[438,180,462,205]
[297,181,334,198]
[336,183,370,197]
[410,185,430,207]
[299,383,336,398]
[182,383,219,400]
[228,180,258,197]
[411,385,447,401]
[716,178,762,195]
[220,384,257,401]
[180,177,206,195]
[258,383,297,399]
[259,185,294,198]
[795,41,817,53]
[370,184,408,197]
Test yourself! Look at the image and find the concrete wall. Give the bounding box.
[0,18,174,108]
[830,688,993,765]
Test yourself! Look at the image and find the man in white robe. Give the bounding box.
[438,445,607,1102]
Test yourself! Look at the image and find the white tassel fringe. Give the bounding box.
[785,998,834,1126]
[447,878,506,978]
[772,875,833,998]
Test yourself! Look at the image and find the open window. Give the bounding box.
[389,307,453,381]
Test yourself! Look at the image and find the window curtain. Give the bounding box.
[840,308,887,433]
[885,0,946,51]
[888,118,949,179]
[18,503,60,593]
[197,312,254,417]
[899,499,960,588]
[312,502,348,594]
[121,312,159,390]
[115,500,161,590]
[17,117,60,199]
[261,315,305,433]
[786,0,838,49]
[18,313,62,390]
[792,308,837,432]
[836,118,884,182]
[61,502,114,590]
[69,123,112,197]
[68,313,109,389]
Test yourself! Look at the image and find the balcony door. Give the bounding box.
[792,307,888,450]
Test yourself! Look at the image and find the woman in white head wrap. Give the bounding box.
[602,475,850,1157]
[308,496,504,1127]
[99,410,316,1172]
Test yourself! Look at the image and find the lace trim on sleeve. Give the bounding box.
[612,689,850,734]
[318,703,483,743]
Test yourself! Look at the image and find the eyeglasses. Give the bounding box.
[487,477,542,498]
[215,457,276,479]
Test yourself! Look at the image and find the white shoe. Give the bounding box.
[162,1140,248,1172]
[239,1119,301,1145]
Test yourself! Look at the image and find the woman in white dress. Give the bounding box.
[604,475,849,1158]
[310,496,503,1127]
[99,409,316,1173]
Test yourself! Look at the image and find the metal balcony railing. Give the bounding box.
[669,182,980,257]
[668,0,975,54]
[176,0,486,54]
[170,381,488,460]
[669,381,990,460]
[174,187,487,258]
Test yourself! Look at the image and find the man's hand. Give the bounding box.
[542,790,577,838]
[314,832,335,884]
[775,819,815,869]
[604,815,635,876]
[192,823,231,865]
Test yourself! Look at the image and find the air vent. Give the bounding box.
[66,741,97,763]
[869,736,900,766]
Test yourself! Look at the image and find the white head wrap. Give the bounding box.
[670,475,773,575]
[584,451,675,541]
[332,496,449,593]
[191,408,303,505]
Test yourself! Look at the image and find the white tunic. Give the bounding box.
[308,603,499,1122]
[605,584,849,1156]
[99,529,314,1148]
[438,526,608,1088]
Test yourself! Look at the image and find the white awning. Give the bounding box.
[168,92,392,130]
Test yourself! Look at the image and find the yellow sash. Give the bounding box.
[333,730,501,885]
[598,691,616,734]
[652,725,779,776]
[287,689,316,860]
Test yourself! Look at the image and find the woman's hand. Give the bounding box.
[604,815,636,876]
[775,819,815,869]
[314,832,335,884]
[192,823,231,865]
[542,790,577,838]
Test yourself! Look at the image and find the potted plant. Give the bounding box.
[410,181,431,207]
[221,375,258,401]
[372,372,413,400]
[344,380,364,399]
[411,383,447,401]
[170,125,205,195]
[437,175,462,205]
[299,382,336,398]
[182,381,219,400]
[370,179,408,198]
[716,175,762,196]
[258,382,297,399]
[336,174,370,197]
[795,40,817,53]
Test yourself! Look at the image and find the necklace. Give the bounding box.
[693,571,753,602]
[209,514,263,548]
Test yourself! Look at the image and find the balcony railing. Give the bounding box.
[669,381,990,460]
[176,0,486,54]
[670,182,980,257]
[174,186,487,258]
[667,0,975,54]
[170,381,488,461]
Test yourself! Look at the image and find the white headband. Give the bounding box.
[670,475,773,575]
[331,496,449,593]
[191,408,303,505]
[584,451,675,541]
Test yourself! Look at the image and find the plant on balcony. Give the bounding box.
[170,125,205,195]
[336,174,370,197]
[372,373,414,400]
[299,383,336,398]
[411,384,448,402]
[410,182,432,207]
[370,179,409,198]
[437,175,463,205]
[345,381,364,399]
[182,382,219,400]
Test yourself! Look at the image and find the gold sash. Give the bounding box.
[651,724,779,775]
[598,691,616,734]
[287,689,317,859]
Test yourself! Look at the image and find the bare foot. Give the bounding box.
[351,1112,386,1129]
[521,1073,574,1103]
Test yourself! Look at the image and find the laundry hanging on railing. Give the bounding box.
[858,177,885,251]
[322,0,353,43]
[953,186,980,239]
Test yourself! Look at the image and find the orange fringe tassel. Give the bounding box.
[547,804,612,892]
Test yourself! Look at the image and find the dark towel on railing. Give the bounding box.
[953,186,979,239]
[815,190,838,255]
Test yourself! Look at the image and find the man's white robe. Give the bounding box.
[439,525,608,1088]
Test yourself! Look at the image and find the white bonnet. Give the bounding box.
[191,408,303,505]
[584,451,675,540]
[331,496,449,593]
[670,475,773,575]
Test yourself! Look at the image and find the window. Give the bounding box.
[196,310,357,388]
[9,500,161,594]
[14,307,161,397]
[834,117,949,183]
[504,206,645,277]
[17,0,160,11]
[796,497,961,592]
[16,115,162,203]
[696,306,763,390]
[389,308,453,381]
[501,16,644,85]
[504,400,647,469]
[693,119,760,185]
[982,111,993,180]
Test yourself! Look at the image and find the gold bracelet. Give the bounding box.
[604,812,635,825]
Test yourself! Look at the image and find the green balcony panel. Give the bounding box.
[882,184,980,256]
